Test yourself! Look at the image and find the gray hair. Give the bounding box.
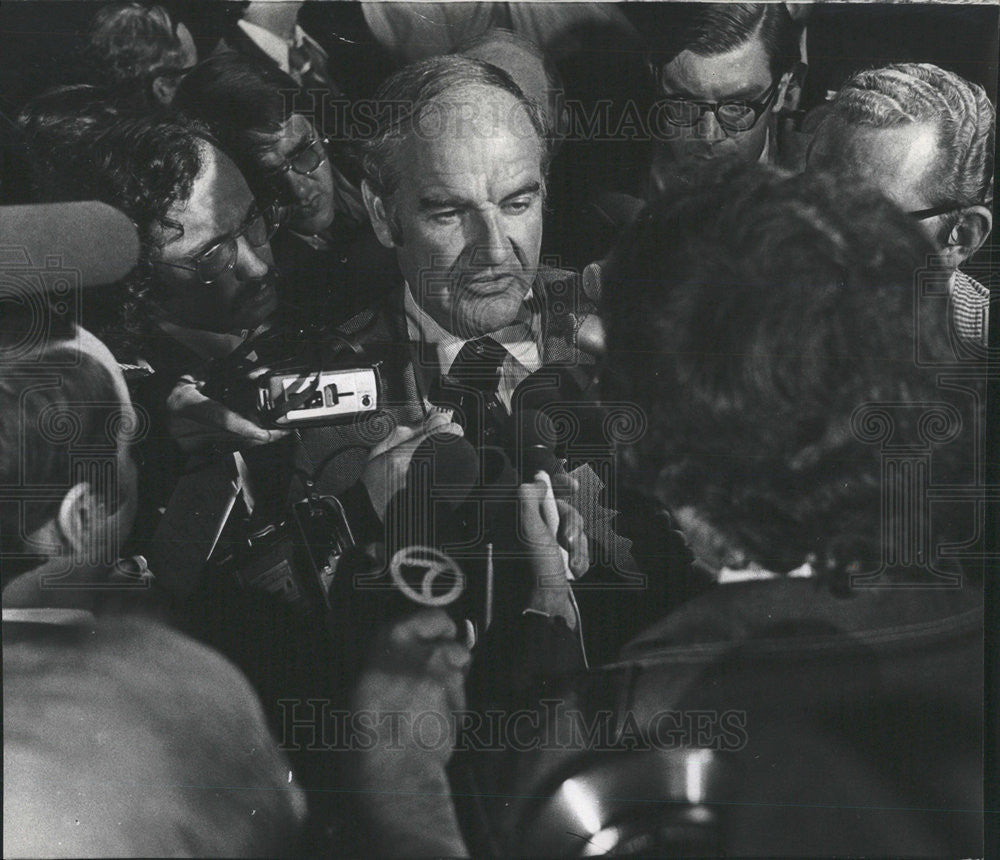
[818,63,995,208]
[359,55,551,199]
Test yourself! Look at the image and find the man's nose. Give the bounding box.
[286,170,314,204]
[233,235,271,279]
[467,209,510,267]
[696,108,726,142]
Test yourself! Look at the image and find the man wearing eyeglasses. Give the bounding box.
[175,51,387,327]
[805,63,994,345]
[647,3,804,167]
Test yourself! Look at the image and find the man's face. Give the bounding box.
[367,86,545,338]
[657,36,779,163]
[807,121,946,244]
[253,114,336,235]
[153,142,278,333]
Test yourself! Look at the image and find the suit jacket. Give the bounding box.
[292,269,704,661]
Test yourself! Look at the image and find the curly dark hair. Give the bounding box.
[17,85,125,202]
[602,160,980,579]
[81,2,188,108]
[25,111,213,348]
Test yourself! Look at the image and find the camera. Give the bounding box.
[203,327,384,429]
[255,365,382,428]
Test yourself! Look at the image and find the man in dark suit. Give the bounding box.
[291,56,602,524]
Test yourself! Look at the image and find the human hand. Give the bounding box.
[352,609,471,765]
[518,472,579,628]
[360,412,464,520]
[350,608,472,856]
[166,372,289,454]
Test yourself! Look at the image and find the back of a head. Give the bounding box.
[0,313,126,586]
[3,615,306,856]
[813,63,995,209]
[602,161,977,575]
[83,2,188,104]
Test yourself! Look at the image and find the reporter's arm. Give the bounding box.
[349,610,471,857]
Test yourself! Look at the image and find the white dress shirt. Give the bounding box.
[236,20,327,77]
[402,283,542,411]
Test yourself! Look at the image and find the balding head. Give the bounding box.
[359,55,550,201]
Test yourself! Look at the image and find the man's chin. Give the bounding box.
[290,208,334,236]
[452,288,530,338]
[233,291,279,330]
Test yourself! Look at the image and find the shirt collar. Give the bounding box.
[402,282,541,376]
[237,20,318,75]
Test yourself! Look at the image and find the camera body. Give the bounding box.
[203,326,384,429]
[255,365,382,428]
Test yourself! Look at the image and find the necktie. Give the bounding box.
[444,336,508,446]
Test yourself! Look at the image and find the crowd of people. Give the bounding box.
[1,2,993,856]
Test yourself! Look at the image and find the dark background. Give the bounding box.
[2,2,998,113]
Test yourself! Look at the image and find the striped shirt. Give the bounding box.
[951,270,990,345]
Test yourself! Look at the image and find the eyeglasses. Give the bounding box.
[154,203,281,284]
[658,78,781,134]
[263,136,330,182]
[908,202,964,221]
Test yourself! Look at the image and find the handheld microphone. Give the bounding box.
[514,408,565,483]
[1,202,140,287]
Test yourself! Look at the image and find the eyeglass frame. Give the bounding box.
[152,202,282,284]
[908,202,968,221]
[656,77,783,135]
[261,135,331,182]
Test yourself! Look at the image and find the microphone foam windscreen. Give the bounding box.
[1,202,140,288]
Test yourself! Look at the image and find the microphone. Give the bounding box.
[514,408,564,482]
[1,202,140,287]
[336,435,498,656]
[383,433,484,555]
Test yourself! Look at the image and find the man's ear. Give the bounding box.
[941,205,993,269]
[56,482,102,559]
[150,75,179,107]
[362,180,400,249]
[775,62,807,115]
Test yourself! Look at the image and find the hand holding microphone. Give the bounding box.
[517,409,590,579]
[518,472,580,630]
